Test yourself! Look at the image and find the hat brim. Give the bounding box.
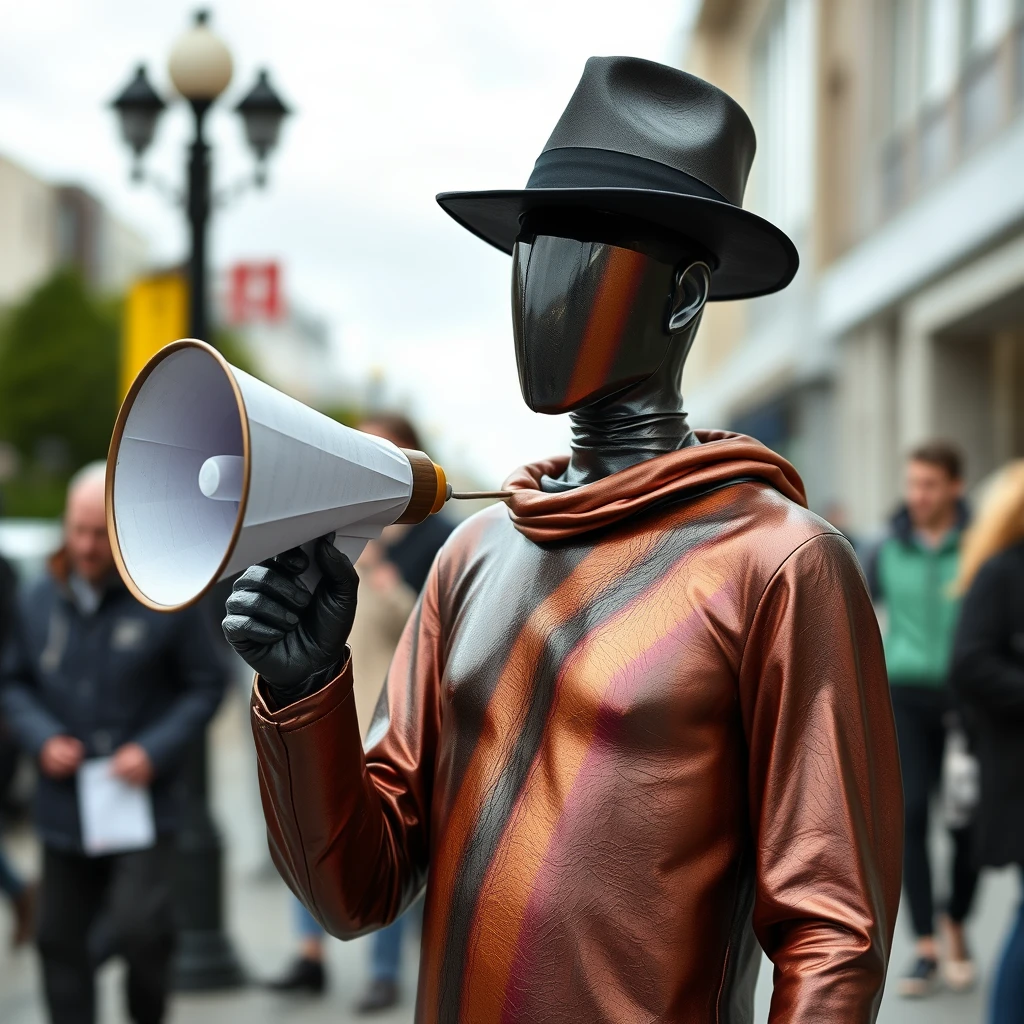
[436,188,798,301]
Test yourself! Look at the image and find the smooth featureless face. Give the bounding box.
[512,233,680,414]
[510,210,710,415]
[905,459,962,531]
[65,475,113,584]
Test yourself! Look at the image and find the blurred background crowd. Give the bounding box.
[2,0,1024,1022]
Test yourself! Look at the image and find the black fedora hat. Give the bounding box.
[436,56,798,301]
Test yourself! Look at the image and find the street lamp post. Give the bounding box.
[166,11,233,344]
[110,9,290,992]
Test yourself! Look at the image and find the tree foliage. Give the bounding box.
[317,402,361,428]
[0,269,120,473]
[0,271,265,517]
[0,269,353,518]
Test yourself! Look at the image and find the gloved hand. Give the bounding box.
[223,534,358,703]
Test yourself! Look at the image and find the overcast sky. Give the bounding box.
[1,0,697,485]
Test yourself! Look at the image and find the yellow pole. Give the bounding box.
[121,273,189,399]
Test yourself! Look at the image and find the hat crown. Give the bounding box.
[435,55,798,300]
[540,56,756,208]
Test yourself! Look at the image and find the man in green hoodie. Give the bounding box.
[868,441,978,998]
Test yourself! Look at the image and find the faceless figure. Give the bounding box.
[227,58,903,1024]
[512,209,711,482]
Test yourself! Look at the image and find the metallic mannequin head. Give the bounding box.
[511,209,711,415]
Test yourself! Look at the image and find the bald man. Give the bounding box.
[0,463,226,1024]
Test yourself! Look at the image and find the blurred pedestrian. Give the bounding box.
[823,500,856,548]
[0,838,32,947]
[0,462,226,1024]
[0,547,35,947]
[265,415,453,1013]
[867,441,978,996]
[951,461,1024,1024]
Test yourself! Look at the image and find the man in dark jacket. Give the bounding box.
[0,549,35,947]
[0,462,226,1024]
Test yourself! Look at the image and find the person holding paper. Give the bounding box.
[0,462,226,1024]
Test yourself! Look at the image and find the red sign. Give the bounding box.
[227,262,283,324]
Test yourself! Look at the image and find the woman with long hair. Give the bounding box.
[951,461,1024,1024]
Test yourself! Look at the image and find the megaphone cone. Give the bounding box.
[106,340,448,612]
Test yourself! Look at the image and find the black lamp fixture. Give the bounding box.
[110,11,291,192]
[236,69,291,185]
[110,64,166,179]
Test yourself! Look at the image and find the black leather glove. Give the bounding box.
[222,534,358,704]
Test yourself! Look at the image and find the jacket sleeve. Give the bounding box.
[250,560,443,938]
[738,533,903,1023]
[0,599,66,756]
[951,555,1024,716]
[133,605,227,773]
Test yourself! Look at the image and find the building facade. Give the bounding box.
[0,154,148,307]
[684,0,1024,532]
[0,155,58,306]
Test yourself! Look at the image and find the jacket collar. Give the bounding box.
[890,499,969,550]
[48,548,126,611]
[502,430,807,543]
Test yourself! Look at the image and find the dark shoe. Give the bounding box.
[266,956,326,995]
[898,956,938,998]
[11,882,36,948]
[355,978,399,1014]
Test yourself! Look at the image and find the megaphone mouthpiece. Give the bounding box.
[199,454,245,501]
[449,489,514,501]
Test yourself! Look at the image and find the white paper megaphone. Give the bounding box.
[105,339,449,612]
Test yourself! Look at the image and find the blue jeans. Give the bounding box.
[371,897,423,983]
[291,892,422,981]
[991,867,1024,1024]
[292,896,324,941]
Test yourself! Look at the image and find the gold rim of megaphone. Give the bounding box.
[105,338,252,613]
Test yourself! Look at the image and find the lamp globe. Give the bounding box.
[168,10,233,102]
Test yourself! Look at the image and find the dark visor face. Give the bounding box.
[511,216,683,414]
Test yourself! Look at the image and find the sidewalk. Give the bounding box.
[1,685,1018,1023]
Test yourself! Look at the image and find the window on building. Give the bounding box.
[730,396,796,463]
[922,0,961,103]
[919,0,960,179]
[879,0,1021,214]
[56,203,80,267]
[889,0,917,131]
[962,0,1012,144]
[1018,0,1024,101]
[964,0,1013,52]
[752,0,816,238]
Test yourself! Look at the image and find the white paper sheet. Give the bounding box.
[77,757,156,856]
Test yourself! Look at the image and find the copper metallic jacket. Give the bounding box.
[251,432,903,1023]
